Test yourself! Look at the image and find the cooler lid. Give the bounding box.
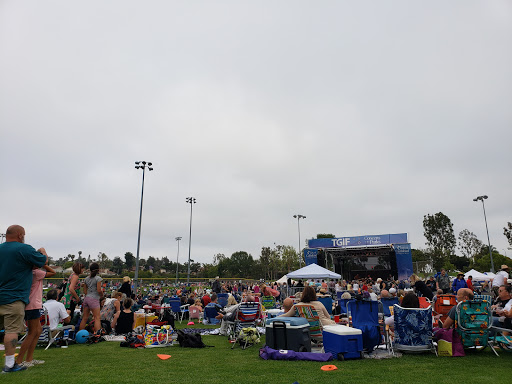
[266,317,309,327]
[323,325,362,335]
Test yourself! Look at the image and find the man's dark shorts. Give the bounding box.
[25,308,42,321]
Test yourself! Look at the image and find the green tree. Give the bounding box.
[228,251,254,277]
[199,263,217,278]
[504,222,512,248]
[124,252,135,269]
[317,234,336,239]
[146,256,157,271]
[112,257,124,274]
[458,229,482,262]
[281,245,300,272]
[423,212,456,271]
[259,247,272,280]
[473,245,512,272]
[98,252,109,269]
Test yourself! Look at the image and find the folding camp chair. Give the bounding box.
[217,293,229,308]
[380,297,399,318]
[318,296,334,316]
[348,300,381,352]
[169,299,189,323]
[204,304,221,325]
[474,294,492,304]
[36,309,74,350]
[389,304,436,356]
[227,302,263,349]
[294,304,323,344]
[418,296,431,309]
[188,305,203,323]
[260,296,276,311]
[337,298,354,318]
[455,299,498,356]
[433,294,457,324]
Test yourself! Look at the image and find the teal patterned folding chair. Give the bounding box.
[455,299,497,356]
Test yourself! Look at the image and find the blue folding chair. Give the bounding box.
[318,296,333,316]
[338,298,354,316]
[380,297,399,317]
[204,304,221,325]
[217,293,229,308]
[169,299,189,323]
[348,300,381,352]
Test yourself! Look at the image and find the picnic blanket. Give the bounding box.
[259,346,333,362]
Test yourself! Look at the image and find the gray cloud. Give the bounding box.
[1,1,511,263]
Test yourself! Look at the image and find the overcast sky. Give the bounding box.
[1,1,511,266]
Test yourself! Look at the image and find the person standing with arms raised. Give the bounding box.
[0,225,47,374]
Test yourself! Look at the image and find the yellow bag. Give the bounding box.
[437,339,453,357]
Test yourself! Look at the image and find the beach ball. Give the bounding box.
[75,330,90,344]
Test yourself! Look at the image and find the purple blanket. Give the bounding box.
[259,346,333,361]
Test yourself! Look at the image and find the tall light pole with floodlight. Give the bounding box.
[293,214,306,266]
[186,197,196,284]
[134,161,153,294]
[175,236,182,283]
[473,195,494,273]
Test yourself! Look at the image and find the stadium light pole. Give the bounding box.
[134,161,153,294]
[186,197,196,284]
[293,214,306,266]
[473,195,495,273]
[175,236,182,283]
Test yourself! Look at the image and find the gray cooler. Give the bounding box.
[265,317,311,352]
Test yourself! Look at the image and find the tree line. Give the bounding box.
[417,213,512,273]
[49,244,302,280]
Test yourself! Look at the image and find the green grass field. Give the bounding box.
[3,326,511,384]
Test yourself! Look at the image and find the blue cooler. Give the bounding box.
[265,317,311,352]
[322,325,363,360]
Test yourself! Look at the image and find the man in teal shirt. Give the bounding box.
[0,225,47,373]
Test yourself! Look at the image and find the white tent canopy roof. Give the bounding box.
[287,263,341,279]
[464,269,493,281]
[276,275,288,284]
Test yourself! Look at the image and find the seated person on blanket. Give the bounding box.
[279,285,335,327]
[43,289,73,338]
[442,288,474,329]
[203,293,223,324]
[217,295,254,335]
[112,298,135,334]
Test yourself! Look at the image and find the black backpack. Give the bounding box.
[176,330,212,348]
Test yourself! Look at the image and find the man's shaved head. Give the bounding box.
[6,225,25,243]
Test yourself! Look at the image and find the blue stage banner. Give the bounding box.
[304,248,318,266]
[308,233,408,249]
[394,244,413,281]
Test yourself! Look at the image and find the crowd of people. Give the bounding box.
[1,224,511,374]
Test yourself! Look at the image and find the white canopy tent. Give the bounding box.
[464,269,493,281]
[287,263,341,279]
[276,274,296,285]
[276,275,288,284]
